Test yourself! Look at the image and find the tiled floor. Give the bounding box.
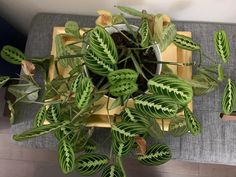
[0,88,235,177]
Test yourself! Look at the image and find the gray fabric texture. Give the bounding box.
[11,13,236,165]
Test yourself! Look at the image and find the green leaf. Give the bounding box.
[112,138,134,157]
[71,74,82,92]
[109,81,138,97]
[130,53,147,80]
[137,144,171,166]
[115,6,143,17]
[55,34,68,67]
[184,107,201,136]
[46,104,61,123]
[217,64,224,81]
[64,45,82,67]
[84,49,116,76]
[192,74,218,96]
[214,30,230,63]
[139,18,150,48]
[112,122,147,142]
[89,26,118,64]
[7,100,15,124]
[109,95,129,110]
[101,165,123,177]
[222,78,236,115]
[13,121,70,141]
[169,116,188,137]
[75,77,94,109]
[0,76,10,88]
[58,140,75,174]
[147,118,164,141]
[8,84,39,101]
[174,34,201,51]
[148,75,193,106]
[55,126,74,142]
[33,106,47,127]
[108,69,138,85]
[153,14,164,43]
[84,139,97,153]
[135,95,178,119]
[1,45,25,64]
[184,78,209,89]
[112,15,124,25]
[159,23,176,52]
[161,64,174,75]
[65,21,80,38]
[76,153,109,176]
[120,108,150,127]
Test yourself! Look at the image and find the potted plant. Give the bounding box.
[0,6,234,177]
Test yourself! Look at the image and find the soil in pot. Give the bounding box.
[89,30,159,97]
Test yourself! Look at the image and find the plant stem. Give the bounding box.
[95,89,109,94]
[119,14,139,44]
[116,156,126,177]
[54,60,60,77]
[111,25,138,46]
[141,64,156,76]
[106,95,111,125]
[118,56,131,64]
[20,100,64,105]
[58,54,84,60]
[142,59,194,66]
[96,77,105,88]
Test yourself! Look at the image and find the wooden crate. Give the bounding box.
[49,27,192,130]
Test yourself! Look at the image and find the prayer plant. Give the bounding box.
[0,6,235,177]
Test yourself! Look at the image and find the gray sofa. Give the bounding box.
[11,13,236,165]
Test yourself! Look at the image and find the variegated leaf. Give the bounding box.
[139,18,150,48]
[159,23,176,52]
[84,49,116,76]
[58,140,75,174]
[101,165,123,177]
[75,77,94,109]
[214,30,230,63]
[1,45,25,64]
[184,107,201,136]
[13,121,70,141]
[108,69,138,85]
[174,34,201,51]
[112,138,134,157]
[137,144,171,166]
[135,95,178,119]
[76,153,109,176]
[169,116,188,137]
[115,6,143,17]
[148,75,193,106]
[33,106,47,127]
[112,122,147,143]
[109,81,138,97]
[89,26,118,64]
[222,78,236,115]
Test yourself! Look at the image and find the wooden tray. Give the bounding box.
[49,27,192,130]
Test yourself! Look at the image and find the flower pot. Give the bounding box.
[105,24,162,75]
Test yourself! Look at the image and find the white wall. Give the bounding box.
[1,0,236,34]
